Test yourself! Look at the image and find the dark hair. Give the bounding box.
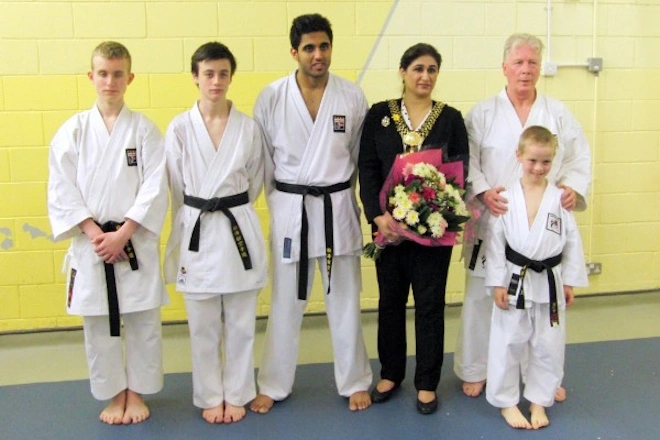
[289,14,333,50]
[190,42,237,76]
[399,43,442,70]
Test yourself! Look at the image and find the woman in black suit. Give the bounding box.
[358,43,469,414]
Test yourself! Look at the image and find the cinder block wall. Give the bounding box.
[1,0,658,332]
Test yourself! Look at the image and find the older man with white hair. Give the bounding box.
[454,33,592,400]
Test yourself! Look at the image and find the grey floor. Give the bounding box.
[2,290,659,387]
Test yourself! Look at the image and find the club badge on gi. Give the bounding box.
[333,115,346,133]
[546,213,561,235]
[125,148,138,166]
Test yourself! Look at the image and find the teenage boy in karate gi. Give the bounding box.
[48,41,169,425]
[164,42,267,424]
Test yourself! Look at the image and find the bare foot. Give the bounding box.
[122,390,150,425]
[99,390,126,425]
[202,404,224,424]
[349,390,371,411]
[501,406,532,429]
[462,380,485,397]
[224,403,246,423]
[249,394,274,414]
[554,385,567,402]
[529,403,550,429]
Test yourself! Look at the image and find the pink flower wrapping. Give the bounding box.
[364,149,470,260]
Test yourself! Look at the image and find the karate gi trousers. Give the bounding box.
[486,303,565,408]
[185,290,259,408]
[257,255,372,400]
[83,308,163,400]
[453,273,492,383]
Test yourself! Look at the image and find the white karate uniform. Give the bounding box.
[48,104,169,399]
[164,102,267,408]
[254,72,373,399]
[454,89,592,383]
[484,183,588,407]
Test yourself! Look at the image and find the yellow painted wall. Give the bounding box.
[1,0,658,332]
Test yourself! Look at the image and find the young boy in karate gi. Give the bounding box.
[484,126,588,429]
[164,42,267,424]
[48,41,169,425]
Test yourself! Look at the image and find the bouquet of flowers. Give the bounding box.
[363,149,470,260]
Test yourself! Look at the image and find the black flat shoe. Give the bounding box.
[370,384,399,404]
[416,395,438,415]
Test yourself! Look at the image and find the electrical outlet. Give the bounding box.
[587,57,603,73]
[586,262,602,275]
[542,61,558,77]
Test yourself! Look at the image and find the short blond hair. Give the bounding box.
[503,33,544,62]
[91,41,132,72]
[518,125,557,155]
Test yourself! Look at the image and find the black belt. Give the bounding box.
[275,180,351,300]
[468,239,483,270]
[505,244,562,327]
[96,221,139,337]
[183,192,252,270]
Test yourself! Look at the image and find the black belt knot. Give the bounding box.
[505,244,562,327]
[95,220,139,337]
[275,180,351,300]
[183,192,252,270]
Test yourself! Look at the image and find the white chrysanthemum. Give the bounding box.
[393,185,406,195]
[455,202,469,217]
[427,212,443,227]
[392,206,407,220]
[399,198,413,210]
[412,163,440,179]
[388,196,397,206]
[417,225,428,235]
[405,210,420,225]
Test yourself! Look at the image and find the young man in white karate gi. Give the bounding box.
[249,13,373,414]
[48,41,169,425]
[485,125,588,429]
[454,33,592,400]
[164,42,267,424]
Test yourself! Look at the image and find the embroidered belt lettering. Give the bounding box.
[183,192,252,271]
[275,180,351,301]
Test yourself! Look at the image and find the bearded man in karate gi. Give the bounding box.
[164,42,267,425]
[249,13,373,414]
[48,41,169,425]
[454,33,592,399]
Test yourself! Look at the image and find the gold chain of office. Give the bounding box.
[388,99,445,153]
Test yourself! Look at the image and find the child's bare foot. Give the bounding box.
[554,385,567,402]
[529,403,550,429]
[100,390,127,425]
[223,403,246,423]
[249,394,274,414]
[501,406,532,429]
[348,390,371,411]
[462,380,485,397]
[122,390,150,425]
[202,404,224,424]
